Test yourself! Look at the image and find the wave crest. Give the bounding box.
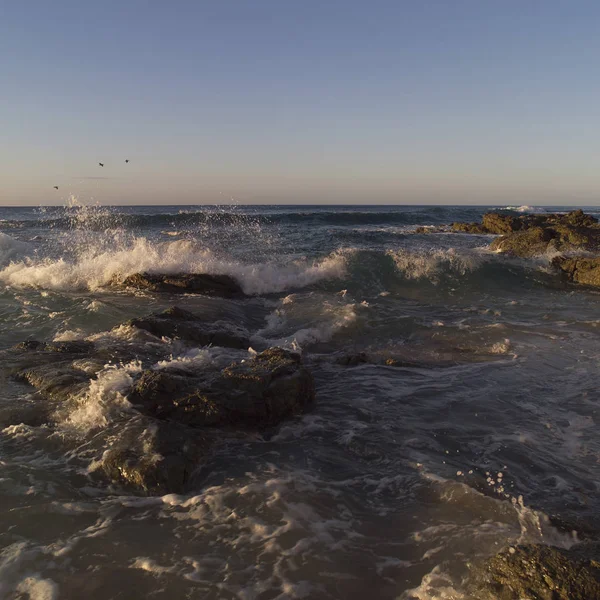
[0,236,347,295]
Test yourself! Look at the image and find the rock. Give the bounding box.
[101,421,211,494]
[129,306,250,349]
[129,347,315,428]
[451,222,488,234]
[16,362,92,401]
[552,256,600,287]
[489,227,556,257]
[336,352,369,366]
[443,210,600,258]
[467,543,600,600]
[118,272,245,297]
[563,208,598,228]
[414,226,448,234]
[13,340,94,354]
[482,213,524,234]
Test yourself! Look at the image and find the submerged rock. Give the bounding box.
[130,347,315,428]
[129,306,250,349]
[101,421,211,494]
[468,543,600,600]
[118,272,245,297]
[552,256,600,287]
[13,340,95,354]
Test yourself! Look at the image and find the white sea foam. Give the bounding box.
[0,237,347,294]
[64,361,141,432]
[388,248,486,281]
[501,205,547,213]
[15,575,59,600]
[256,299,361,349]
[154,348,213,370]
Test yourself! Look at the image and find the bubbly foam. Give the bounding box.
[63,361,141,433]
[388,248,486,281]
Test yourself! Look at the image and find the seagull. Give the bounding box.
[53,186,59,190]
[125,159,129,163]
[99,162,104,167]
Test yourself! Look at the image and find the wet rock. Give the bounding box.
[336,352,369,366]
[453,210,600,250]
[129,306,250,349]
[552,256,600,287]
[118,272,245,297]
[130,347,315,428]
[13,340,94,354]
[450,210,600,259]
[451,221,489,234]
[414,226,448,234]
[489,227,556,257]
[16,362,92,401]
[468,543,600,600]
[101,421,211,494]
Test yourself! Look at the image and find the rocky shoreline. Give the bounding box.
[10,307,315,495]
[451,209,600,287]
[6,232,600,595]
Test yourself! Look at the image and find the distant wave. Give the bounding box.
[0,207,489,231]
[500,205,548,214]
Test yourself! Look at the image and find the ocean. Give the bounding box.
[0,203,599,599]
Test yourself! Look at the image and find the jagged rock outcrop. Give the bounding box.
[467,543,600,600]
[453,209,598,237]
[552,256,600,287]
[116,272,245,297]
[452,210,600,260]
[130,347,315,428]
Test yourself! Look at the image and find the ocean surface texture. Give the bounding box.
[0,203,598,599]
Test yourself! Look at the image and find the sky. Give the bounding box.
[1,0,600,206]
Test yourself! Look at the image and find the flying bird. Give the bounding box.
[125,159,129,163]
[53,186,59,190]
[99,162,104,167]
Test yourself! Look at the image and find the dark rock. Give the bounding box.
[101,422,211,494]
[13,340,95,354]
[16,362,92,401]
[129,306,249,349]
[129,347,315,428]
[117,272,245,297]
[336,352,369,366]
[552,256,600,287]
[467,543,600,600]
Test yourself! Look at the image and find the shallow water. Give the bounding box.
[1,203,599,599]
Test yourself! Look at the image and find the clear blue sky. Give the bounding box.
[1,0,600,205]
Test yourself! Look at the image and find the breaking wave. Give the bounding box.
[0,233,31,267]
[0,237,348,295]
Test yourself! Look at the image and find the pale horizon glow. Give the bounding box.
[2,1,600,206]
